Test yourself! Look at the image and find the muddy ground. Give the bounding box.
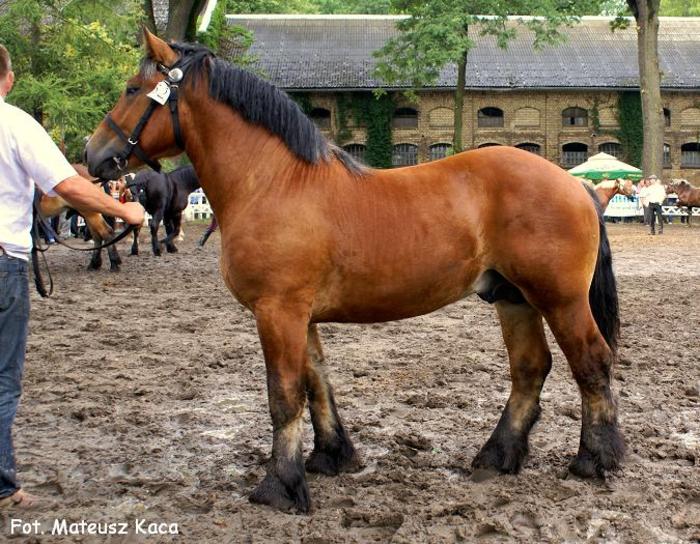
[1,222,698,543]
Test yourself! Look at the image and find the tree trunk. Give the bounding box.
[143,0,157,35]
[633,0,664,177]
[453,49,467,153]
[164,0,206,42]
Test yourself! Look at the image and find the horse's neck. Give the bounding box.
[182,98,318,213]
[595,185,617,207]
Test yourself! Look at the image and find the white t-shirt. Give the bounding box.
[0,95,76,259]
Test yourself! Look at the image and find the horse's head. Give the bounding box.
[617,178,634,198]
[85,29,192,180]
[666,179,687,195]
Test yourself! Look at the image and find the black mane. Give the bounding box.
[144,42,366,176]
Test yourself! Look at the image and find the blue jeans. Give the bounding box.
[0,254,29,498]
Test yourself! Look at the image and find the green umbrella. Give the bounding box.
[569,152,643,180]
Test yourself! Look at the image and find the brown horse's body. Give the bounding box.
[594,178,635,210]
[668,180,700,226]
[86,32,624,513]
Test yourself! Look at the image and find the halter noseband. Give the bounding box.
[105,61,187,173]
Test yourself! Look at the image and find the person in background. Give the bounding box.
[0,44,144,509]
[637,178,650,225]
[640,175,667,235]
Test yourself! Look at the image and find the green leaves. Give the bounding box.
[0,0,140,160]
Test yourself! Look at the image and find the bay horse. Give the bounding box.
[38,164,123,271]
[593,178,635,210]
[125,165,200,256]
[667,179,700,226]
[85,31,624,513]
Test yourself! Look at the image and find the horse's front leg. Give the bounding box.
[150,212,163,256]
[130,226,140,256]
[162,217,179,253]
[305,324,360,475]
[165,213,183,253]
[249,302,310,513]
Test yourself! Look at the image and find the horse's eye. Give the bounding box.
[126,86,140,96]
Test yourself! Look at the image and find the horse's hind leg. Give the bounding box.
[107,245,121,272]
[472,301,551,474]
[249,302,310,513]
[305,324,359,475]
[131,226,140,256]
[87,248,102,270]
[544,299,625,478]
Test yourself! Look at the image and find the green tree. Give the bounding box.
[373,1,602,152]
[660,0,700,16]
[0,0,141,161]
[314,0,394,14]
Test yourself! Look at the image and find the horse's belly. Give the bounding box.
[314,261,481,323]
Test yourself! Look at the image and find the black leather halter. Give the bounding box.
[104,62,187,173]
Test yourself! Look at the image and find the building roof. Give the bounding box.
[223,15,700,91]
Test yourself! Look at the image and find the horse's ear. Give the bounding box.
[142,27,178,66]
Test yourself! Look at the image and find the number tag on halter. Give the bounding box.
[147,81,171,105]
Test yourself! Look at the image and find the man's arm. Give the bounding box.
[53,175,144,225]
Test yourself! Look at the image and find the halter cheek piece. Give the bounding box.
[104,62,187,173]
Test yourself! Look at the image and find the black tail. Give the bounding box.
[583,184,620,356]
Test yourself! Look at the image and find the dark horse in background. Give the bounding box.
[126,165,200,256]
[86,31,624,514]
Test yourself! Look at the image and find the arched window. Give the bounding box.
[478,107,504,128]
[343,143,366,163]
[429,143,452,161]
[598,142,623,159]
[309,108,331,129]
[663,144,671,168]
[478,142,502,148]
[392,143,418,167]
[516,143,541,155]
[392,108,418,129]
[663,108,671,128]
[681,142,700,167]
[562,142,588,167]
[562,107,588,127]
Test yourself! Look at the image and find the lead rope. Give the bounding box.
[30,199,53,297]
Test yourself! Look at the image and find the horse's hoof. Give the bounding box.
[130,250,138,256]
[87,264,100,271]
[471,437,527,475]
[166,246,178,253]
[569,421,625,479]
[109,265,121,273]
[249,473,310,514]
[306,447,361,476]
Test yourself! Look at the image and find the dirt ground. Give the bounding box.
[1,222,698,543]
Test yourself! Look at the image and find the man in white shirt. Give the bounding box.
[0,44,144,508]
[639,175,667,235]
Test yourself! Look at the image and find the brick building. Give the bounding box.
[224,15,700,181]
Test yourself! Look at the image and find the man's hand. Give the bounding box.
[54,173,144,224]
[120,201,145,225]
